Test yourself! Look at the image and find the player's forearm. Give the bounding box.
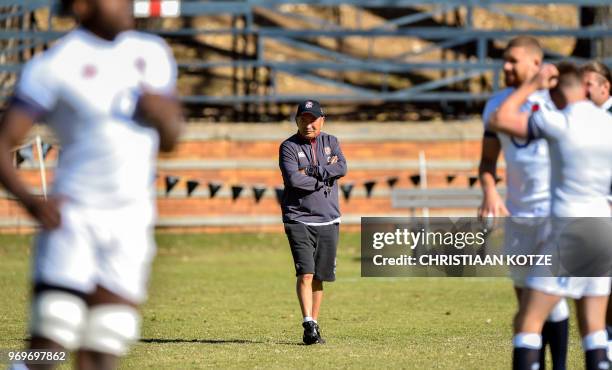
[490,80,537,137]
[479,171,499,197]
[316,161,347,181]
[136,93,184,152]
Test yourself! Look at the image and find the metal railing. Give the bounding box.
[0,0,610,108]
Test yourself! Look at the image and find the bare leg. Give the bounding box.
[576,296,608,338]
[77,285,138,370]
[28,337,64,370]
[514,288,562,335]
[311,279,323,321]
[296,274,314,318]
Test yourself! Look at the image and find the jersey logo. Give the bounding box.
[82,64,97,79]
[324,146,331,155]
[298,152,306,158]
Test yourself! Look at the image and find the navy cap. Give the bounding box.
[296,100,324,118]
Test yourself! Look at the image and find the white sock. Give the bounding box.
[547,299,569,322]
[582,330,607,351]
[513,333,542,349]
[303,316,314,323]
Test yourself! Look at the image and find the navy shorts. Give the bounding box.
[284,222,339,282]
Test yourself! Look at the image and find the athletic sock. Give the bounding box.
[513,333,542,370]
[303,316,314,323]
[606,326,612,361]
[583,330,609,370]
[542,319,568,370]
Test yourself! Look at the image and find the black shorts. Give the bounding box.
[284,222,339,282]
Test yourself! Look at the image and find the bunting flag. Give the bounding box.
[341,183,354,201]
[274,187,284,205]
[386,177,399,188]
[186,180,199,197]
[208,182,222,199]
[165,175,180,196]
[495,176,503,184]
[231,185,244,201]
[41,143,53,160]
[253,186,266,203]
[16,145,34,166]
[409,174,421,186]
[468,176,478,188]
[364,181,376,198]
[446,174,456,184]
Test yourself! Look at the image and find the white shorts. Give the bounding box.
[33,200,157,304]
[503,217,549,287]
[526,277,611,299]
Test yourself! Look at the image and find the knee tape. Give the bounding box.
[81,305,140,356]
[30,291,87,350]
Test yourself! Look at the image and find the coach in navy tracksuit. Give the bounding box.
[279,100,347,345]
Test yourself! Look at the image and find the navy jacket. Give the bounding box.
[279,131,347,223]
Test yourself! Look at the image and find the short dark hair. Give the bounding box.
[505,36,543,59]
[555,62,582,90]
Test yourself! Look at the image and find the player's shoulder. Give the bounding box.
[22,29,81,71]
[527,89,551,106]
[119,30,172,53]
[572,100,611,121]
[280,134,300,149]
[482,88,513,125]
[484,88,514,111]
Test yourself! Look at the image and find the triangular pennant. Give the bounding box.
[495,176,503,184]
[468,176,478,188]
[231,185,244,201]
[253,186,266,203]
[341,183,354,201]
[275,187,284,205]
[364,181,376,198]
[409,174,421,186]
[16,145,34,165]
[186,180,200,197]
[446,174,456,184]
[208,182,222,199]
[41,142,53,160]
[165,175,180,196]
[386,177,399,188]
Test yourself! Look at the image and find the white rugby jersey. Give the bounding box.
[483,88,552,216]
[14,28,177,207]
[529,100,612,217]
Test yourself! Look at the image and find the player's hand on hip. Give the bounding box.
[478,190,509,220]
[24,195,62,230]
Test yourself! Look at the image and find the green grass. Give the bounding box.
[0,233,586,369]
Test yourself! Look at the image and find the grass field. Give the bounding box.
[0,232,587,369]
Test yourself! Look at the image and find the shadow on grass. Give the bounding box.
[140,338,305,346]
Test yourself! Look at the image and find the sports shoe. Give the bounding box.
[302,321,322,345]
[314,322,326,344]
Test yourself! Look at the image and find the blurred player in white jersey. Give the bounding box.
[489,62,612,370]
[0,0,183,369]
[479,36,568,369]
[581,60,612,360]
